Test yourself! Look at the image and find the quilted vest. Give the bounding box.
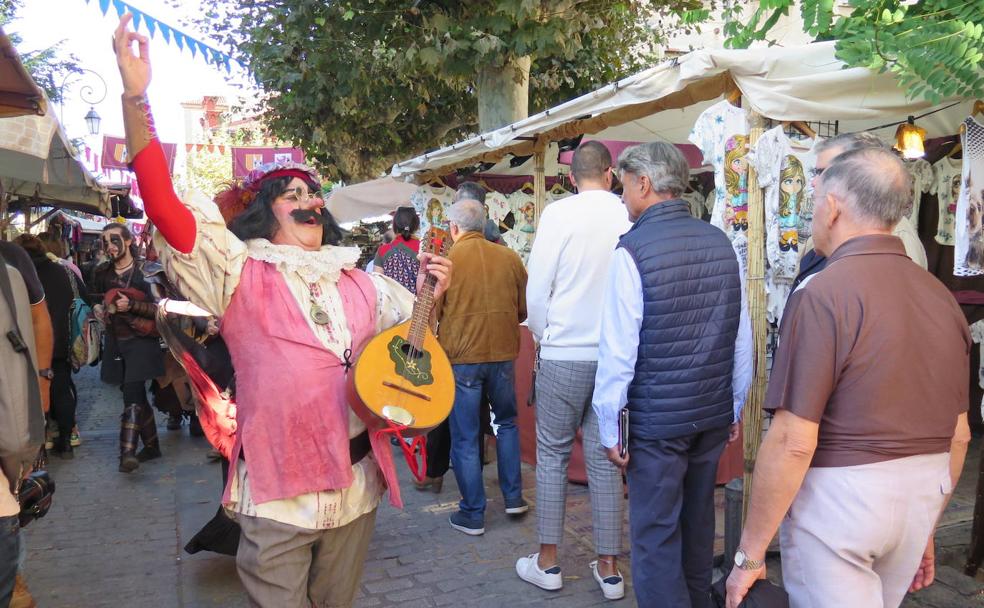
[618,199,741,440]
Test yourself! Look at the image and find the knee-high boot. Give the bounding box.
[136,403,162,462]
[119,405,141,473]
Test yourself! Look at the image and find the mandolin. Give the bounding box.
[351,227,455,438]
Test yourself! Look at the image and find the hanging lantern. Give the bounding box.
[894,116,926,160]
[84,106,102,136]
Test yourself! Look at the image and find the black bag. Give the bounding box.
[712,576,789,608]
[18,470,54,528]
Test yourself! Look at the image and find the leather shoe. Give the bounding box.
[413,476,443,493]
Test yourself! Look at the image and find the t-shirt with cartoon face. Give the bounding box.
[954,116,984,276]
[689,100,750,269]
[932,157,963,245]
[503,190,536,263]
[411,184,454,236]
[752,126,818,322]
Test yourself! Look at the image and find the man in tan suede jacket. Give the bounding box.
[436,198,528,536]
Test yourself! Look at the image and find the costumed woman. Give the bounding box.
[112,15,452,607]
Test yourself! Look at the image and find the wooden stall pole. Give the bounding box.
[532,135,547,230]
[742,109,768,521]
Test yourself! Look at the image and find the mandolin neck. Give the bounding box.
[407,275,437,349]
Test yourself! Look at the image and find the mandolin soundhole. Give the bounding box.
[387,335,435,387]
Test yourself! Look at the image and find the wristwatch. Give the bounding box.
[38,368,54,380]
[734,549,764,571]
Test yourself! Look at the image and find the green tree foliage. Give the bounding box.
[707,0,984,104]
[193,0,697,181]
[1,0,82,103]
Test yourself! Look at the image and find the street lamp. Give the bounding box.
[57,68,107,135]
[84,106,101,136]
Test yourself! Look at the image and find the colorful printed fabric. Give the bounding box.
[932,156,963,245]
[374,237,421,292]
[955,116,984,276]
[689,100,750,269]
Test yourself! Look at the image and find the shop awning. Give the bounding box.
[391,42,975,178]
[0,99,110,216]
[326,176,419,224]
[0,29,45,118]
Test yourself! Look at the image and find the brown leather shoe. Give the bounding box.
[413,476,444,493]
[10,574,37,608]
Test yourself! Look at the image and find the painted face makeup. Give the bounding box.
[101,233,127,261]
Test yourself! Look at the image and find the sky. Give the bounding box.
[10,0,252,152]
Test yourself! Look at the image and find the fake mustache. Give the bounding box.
[290,209,331,226]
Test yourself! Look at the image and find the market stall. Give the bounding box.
[384,41,980,493]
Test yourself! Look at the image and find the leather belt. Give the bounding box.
[238,430,373,466]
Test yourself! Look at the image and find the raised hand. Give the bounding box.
[113,13,151,97]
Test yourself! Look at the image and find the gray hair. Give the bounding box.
[817,147,910,228]
[454,182,487,204]
[616,142,689,197]
[447,199,487,233]
[814,131,885,157]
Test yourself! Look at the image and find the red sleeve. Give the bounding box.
[131,139,196,254]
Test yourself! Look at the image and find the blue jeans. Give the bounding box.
[448,361,522,524]
[0,514,19,607]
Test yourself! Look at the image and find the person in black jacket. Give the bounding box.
[14,234,78,459]
[92,224,164,473]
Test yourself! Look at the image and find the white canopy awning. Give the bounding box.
[0,98,110,216]
[326,176,419,224]
[392,41,973,178]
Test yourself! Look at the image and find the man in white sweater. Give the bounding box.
[515,141,632,601]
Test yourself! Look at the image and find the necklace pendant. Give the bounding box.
[310,304,331,325]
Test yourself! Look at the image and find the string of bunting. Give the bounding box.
[84,0,243,73]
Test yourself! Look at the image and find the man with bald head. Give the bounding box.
[727,148,972,607]
[436,199,529,536]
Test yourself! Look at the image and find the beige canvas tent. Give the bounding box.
[391,41,971,180]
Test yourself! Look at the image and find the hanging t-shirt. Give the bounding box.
[932,156,963,245]
[545,185,574,206]
[681,191,706,218]
[410,184,455,236]
[689,100,750,268]
[954,116,984,276]
[752,126,819,322]
[904,159,933,231]
[503,190,536,263]
[704,188,718,219]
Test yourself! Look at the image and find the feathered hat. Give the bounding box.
[214,160,322,226]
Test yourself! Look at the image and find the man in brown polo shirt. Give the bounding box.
[436,198,529,536]
[726,147,972,608]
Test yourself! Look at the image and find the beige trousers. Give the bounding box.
[780,453,951,608]
[236,509,377,608]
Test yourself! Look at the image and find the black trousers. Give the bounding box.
[626,425,729,608]
[49,359,76,439]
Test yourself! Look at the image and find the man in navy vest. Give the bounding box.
[592,142,752,608]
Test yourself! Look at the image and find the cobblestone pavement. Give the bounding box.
[19,366,984,607]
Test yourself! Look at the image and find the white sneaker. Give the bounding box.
[515,553,563,591]
[590,560,625,600]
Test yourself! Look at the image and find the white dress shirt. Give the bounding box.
[592,247,754,448]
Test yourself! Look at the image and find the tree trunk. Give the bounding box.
[476,56,532,132]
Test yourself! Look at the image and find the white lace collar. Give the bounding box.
[246,238,361,284]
